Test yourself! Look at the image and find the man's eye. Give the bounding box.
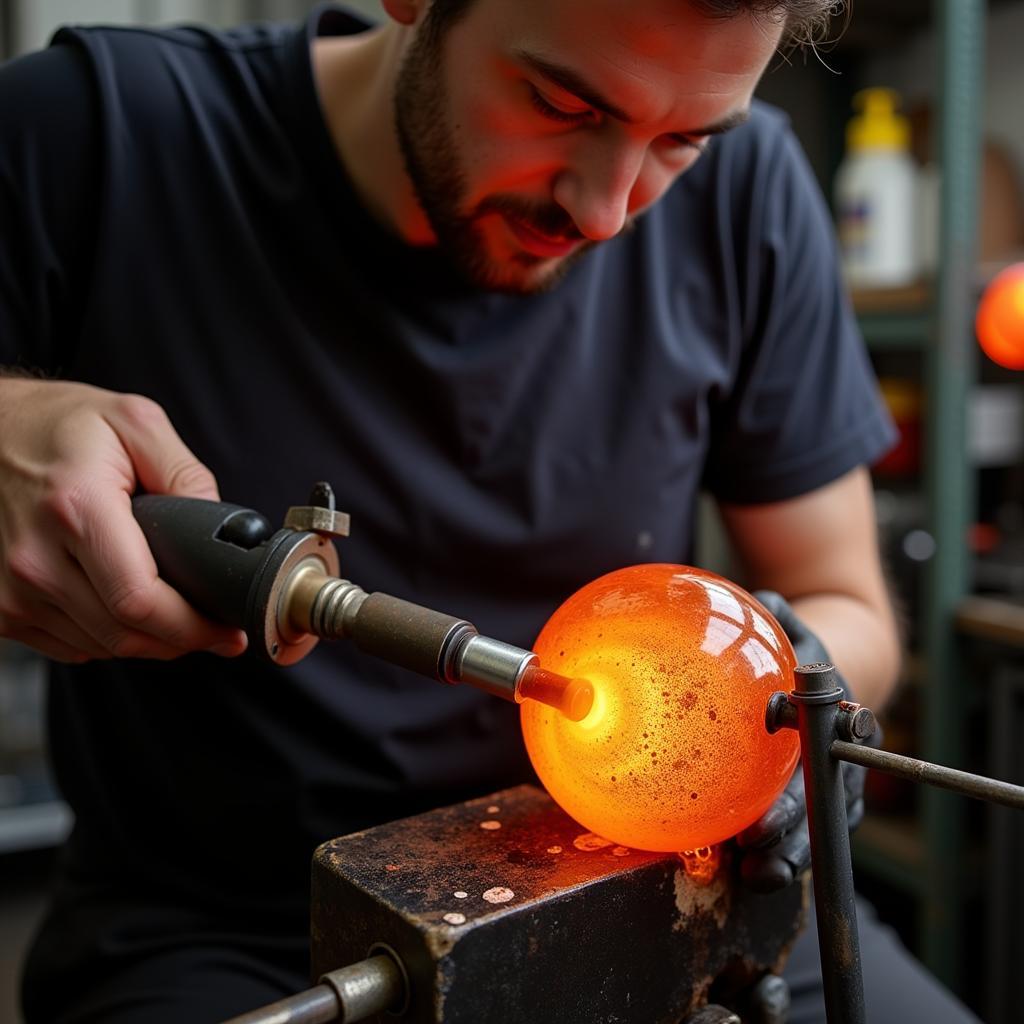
[666,134,709,155]
[528,85,593,125]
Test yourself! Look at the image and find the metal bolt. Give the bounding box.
[309,481,336,511]
[747,972,790,1024]
[849,707,877,741]
[836,701,877,742]
[765,691,798,734]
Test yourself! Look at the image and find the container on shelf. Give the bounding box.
[835,88,920,289]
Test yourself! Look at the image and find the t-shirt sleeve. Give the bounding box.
[702,121,896,505]
[0,37,101,374]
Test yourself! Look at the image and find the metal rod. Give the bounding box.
[292,571,588,717]
[221,985,339,1024]
[220,954,404,1024]
[319,955,405,1022]
[831,739,1024,810]
[791,664,865,1024]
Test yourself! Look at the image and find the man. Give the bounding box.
[0,0,975,1020]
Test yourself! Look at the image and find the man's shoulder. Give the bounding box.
[708,99,794,179]
[648,98,809,242]
[640,100,795,235]
[29,17,305,172]
[52,19,294,64]
[738,99,791,138]
[40,19,294,126]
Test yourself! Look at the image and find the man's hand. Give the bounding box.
[735,589,875,891]
[0,377,247,663]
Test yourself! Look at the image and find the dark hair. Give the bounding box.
[691,0,846,48]
[422,0,845,50]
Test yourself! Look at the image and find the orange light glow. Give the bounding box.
[977,263,1024,370]
[521,564,800,852]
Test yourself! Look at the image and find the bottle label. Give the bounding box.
[839,199,871,264]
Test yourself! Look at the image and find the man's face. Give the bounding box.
[395,0,783,294]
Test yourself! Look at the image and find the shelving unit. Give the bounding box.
[754,0,992,1000]
[0,641,70,857]
[846,0,987,996]
[0,802,72,855]
[857,307,930,352]
[920,0,985,989]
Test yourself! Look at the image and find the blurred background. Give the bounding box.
[1,1,1023,1021]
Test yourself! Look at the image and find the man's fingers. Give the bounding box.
[846,796,865,833]
[33,602,112,660]
[5,547,247,659]
[740,821,811,892]
[11,548,244,660]
[752,589,800,635]
[37,602,191,662]
[737,769,805,849]
[68,496,246,655]
[4,624,91,664]
[104,394,220,500]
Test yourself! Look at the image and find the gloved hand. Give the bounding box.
[734,589,878,892]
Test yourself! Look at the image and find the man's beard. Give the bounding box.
[393,25,593,294]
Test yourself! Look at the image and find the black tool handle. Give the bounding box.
[132,494,275,627]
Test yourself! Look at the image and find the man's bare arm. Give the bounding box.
[719,466,901,710]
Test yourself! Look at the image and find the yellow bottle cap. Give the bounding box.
[846,88,910,152]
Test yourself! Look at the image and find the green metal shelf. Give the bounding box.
[920,0,984,992]
[852,817,927,894]
[843,0,985,999]
[859,311,931,350]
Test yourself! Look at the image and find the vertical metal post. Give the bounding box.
[923,0,984,990]
[986,667,1024,1023]
[791,664,865,1024]
[0,0,13,59]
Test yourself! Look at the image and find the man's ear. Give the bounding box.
[380,0,424,26]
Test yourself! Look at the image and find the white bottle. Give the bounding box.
[834,88,919,289]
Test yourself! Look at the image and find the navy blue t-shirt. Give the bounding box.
[0,5,892,919]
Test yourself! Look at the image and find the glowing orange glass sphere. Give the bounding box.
[977,263,1024,370]
[522,564,800,852]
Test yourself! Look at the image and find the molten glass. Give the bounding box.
[976,263,1024,370]
[522,564,800,852]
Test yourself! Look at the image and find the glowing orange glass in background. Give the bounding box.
[521,564,800,852]
[976,263,1024,370]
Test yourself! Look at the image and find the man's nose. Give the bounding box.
[552,137,646,241]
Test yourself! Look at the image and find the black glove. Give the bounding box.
[734,590,878,892]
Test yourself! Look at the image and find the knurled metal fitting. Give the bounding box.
[284,504,351,538]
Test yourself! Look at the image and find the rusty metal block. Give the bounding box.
[312,785,805,1024]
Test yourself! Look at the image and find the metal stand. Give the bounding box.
[767,662,1024,1024]
[772,664,866,1024]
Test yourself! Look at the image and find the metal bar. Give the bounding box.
[832,740,1024,810]
[791,664,865,1024]
[221,985,339,1024]
[220,955,404,1024]
[922,0,985,990]
[319,956,406,1022]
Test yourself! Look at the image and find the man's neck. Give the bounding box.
[311,24,436,245]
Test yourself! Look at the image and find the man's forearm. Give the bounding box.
[788,591,902,711]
